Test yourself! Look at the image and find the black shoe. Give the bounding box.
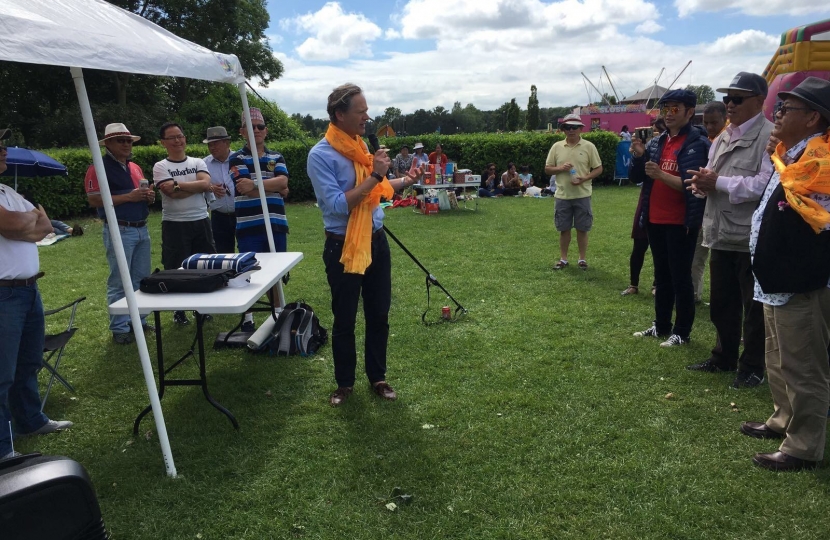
[732,371,765,389]
[113,332,134,345]
[173,311,190,325]
[752,451,817,471]
[241,320,256,333]
[740,421,784,440]
[686,358,735,373]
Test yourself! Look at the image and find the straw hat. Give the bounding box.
[98,123,140,144]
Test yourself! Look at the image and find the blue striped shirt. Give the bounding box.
[229,146,289,240]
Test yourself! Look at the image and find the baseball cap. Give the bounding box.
[716,72,768,97]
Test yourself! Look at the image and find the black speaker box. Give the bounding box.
[0,453,109,540]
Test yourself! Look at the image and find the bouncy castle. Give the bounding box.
[762,19,830,119]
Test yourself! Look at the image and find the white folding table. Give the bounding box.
[109,252,303,432]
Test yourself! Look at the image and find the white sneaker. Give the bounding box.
[20,419,73,436]
[660,334,689,347]
[633,325,660,338]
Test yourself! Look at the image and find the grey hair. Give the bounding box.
[327,83,363,123]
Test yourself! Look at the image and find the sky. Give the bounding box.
[258,0,830,118]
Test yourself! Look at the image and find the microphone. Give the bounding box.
[367,133,380,153]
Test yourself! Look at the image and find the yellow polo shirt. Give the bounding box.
[545,138,601,200]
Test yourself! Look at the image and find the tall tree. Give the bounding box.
[506,98,520,131]
[685,84,715,105]
[526,85,540,131]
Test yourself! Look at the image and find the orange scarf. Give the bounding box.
[325,123,393,274]
[771,130,830,234]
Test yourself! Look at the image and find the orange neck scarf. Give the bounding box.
[770,130,830,234]
[325,123,393,274]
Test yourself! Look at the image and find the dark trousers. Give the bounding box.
[630,237,650,287]
[647,223,699,338]
[211,210,237,254]
[161,218,216,270]
[322,232,392,387]
[708,249,765,373]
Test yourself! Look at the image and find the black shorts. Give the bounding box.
[161,218,216,269]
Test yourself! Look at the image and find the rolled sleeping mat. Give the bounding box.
[247,315,278,350]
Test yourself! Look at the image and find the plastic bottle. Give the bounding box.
[570,168,577,183]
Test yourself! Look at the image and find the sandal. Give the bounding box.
[578,260,588,270]
[621,285,639,296]
[553,259,568,270]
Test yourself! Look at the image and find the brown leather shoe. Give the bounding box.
[371,381,397,401]
[752,451,818,471]
[329,386,353,407]
[740,421,784,440]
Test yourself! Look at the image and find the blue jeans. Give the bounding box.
[0,284,49,455]
[103,224,151,334]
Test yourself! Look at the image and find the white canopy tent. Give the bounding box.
[0,0,280,476]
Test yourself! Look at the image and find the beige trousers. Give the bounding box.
[764,288,830,461]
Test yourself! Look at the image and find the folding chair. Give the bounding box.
[41,296,85,411]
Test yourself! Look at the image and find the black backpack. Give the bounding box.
[263,301,328,356]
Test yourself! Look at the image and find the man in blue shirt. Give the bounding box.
[307,83,420,407]
[203,126,236,254]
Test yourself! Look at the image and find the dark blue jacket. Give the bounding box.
[629,123,710,230]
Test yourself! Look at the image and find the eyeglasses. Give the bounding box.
[660,106,683,115]
[722,95,757,106]
[113,138,134,144]
[161,135,186,141]
[561,125,581,131]
[252,124,267,131]
[774,103,812,116]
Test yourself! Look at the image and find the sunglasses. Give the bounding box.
[660,106,684,115]
[113,137,134,144]
[774,103,812,116]
[722,95,757,106]
[561,125,581,131]
[252,124,267,131]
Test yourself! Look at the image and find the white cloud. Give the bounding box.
[634,20,663,34]
[282,2,382,61]
[705,30,778,56]
[676,0,830,17]
[260,1,780,119]
[385,28,402,39]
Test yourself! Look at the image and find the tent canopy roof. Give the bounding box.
[0,0,244,83]
[622,84,668,103]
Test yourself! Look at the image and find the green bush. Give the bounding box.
[11,132,621,218]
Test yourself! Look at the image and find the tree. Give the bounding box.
[526,85,540,131]
[685,84,715,105]
[506,98,520,131]
[382,107,401,127]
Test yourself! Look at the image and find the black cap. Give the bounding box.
[778,76,830,124]
[658,89,697,108]
[717,72,768,97]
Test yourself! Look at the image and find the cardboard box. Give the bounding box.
[465,174,481,184]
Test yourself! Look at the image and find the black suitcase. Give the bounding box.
[0,453,109,539]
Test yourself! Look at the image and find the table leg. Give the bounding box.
[196,312,239,429]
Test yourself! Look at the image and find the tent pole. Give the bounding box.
[70,66,177,478]
[238,83,276,253]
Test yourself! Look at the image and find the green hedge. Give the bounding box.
[12,132,621,219]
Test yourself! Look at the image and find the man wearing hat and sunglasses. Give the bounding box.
[84,123,156,344]
[738,77,830,471]
[544,114,603,271]
[202,126,236,254]
[630,89,710,348]
[684,73,774,389]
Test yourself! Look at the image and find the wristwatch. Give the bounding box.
[370,172,383,181]
[173,179,180,192]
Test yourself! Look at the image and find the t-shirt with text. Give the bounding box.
[153,156,210,222]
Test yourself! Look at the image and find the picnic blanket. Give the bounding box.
[36,232,69,247]
[181,252,259,273]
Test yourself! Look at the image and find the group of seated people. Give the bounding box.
[478,162,535,197]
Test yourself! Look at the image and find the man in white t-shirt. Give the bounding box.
[153,122,222,325]
[0,139,73,458]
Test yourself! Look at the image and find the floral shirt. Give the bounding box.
[393,153,413,175]
[750,133,829,306]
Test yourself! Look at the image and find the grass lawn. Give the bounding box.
[22,185,830,539]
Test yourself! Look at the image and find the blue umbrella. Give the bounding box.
[1,147,68,191]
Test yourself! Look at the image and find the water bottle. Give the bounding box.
[570,168,577,183]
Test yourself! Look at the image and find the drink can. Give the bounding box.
[139,179,149,191]
[441,306,451,320]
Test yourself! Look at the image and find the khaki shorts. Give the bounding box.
[554,196,593,232]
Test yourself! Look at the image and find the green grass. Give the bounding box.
[24,187,830,539]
